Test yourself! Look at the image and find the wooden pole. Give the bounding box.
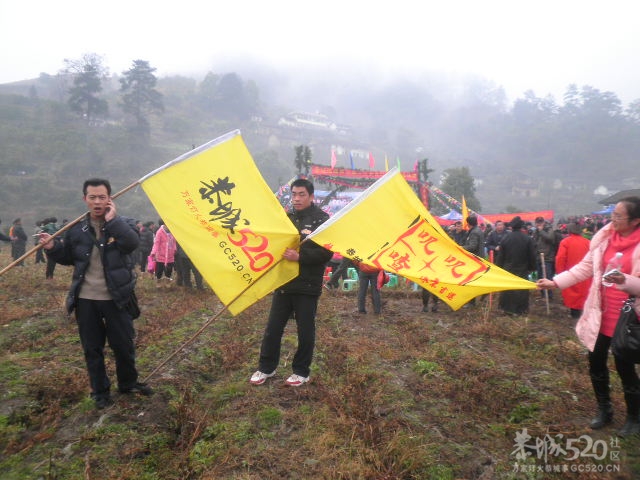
[142,257,289,383]
[540,252,550,315]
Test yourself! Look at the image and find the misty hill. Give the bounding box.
[1,67,639,231]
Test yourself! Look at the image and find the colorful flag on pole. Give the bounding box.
[396,156,401,170]
[331,149,337,170]
[461,195,469,230]
[349,151,354,170]
[384,155,389,172]
[308,169,535,310]
[369,152,375,169]
[139,130,300,315]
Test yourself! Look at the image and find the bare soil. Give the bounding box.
[1,250,639,479]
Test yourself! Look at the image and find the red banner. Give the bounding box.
[311,165,419,184]
[479,210,554,225]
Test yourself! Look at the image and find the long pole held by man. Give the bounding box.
[540,252,550,315]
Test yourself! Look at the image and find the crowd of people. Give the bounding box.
[1,214,204,292]
[320,211,608,319]
[4,182,640,439]
[436,214,607,318]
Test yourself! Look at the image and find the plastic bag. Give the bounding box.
[147,255,156,274]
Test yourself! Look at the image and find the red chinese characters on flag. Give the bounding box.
[369,219,488,301]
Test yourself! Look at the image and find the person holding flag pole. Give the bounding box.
[39,178,152,409]
[250,178,333,387]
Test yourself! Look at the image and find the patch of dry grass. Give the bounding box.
[1,249,639,479]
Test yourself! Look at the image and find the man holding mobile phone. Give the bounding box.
[40,178,152,409]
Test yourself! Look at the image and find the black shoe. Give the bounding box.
[590,403,613,430]
[618,417,640,437]
[95,396,114,409]
[119,382,154,396]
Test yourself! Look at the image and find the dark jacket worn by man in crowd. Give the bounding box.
[42,178,152,409]
[463,215,485,258]
[10,218,27,264]
[250,178,333,388]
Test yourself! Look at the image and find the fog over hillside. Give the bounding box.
[0,58,638,233]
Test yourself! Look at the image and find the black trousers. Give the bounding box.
[589,333,640,392]
[155,262,174,280]
[139,248,152,272]
[176,255,203,288]
[258,291,319,378]
[326,258,353,287]
[76,298,139,399]
[45,256,57,278]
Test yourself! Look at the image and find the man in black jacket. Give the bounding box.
[41,178,152,409]
[250,178,333,387]
[10,218,27,265]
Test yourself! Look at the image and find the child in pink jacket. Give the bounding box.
[150,220,176,283]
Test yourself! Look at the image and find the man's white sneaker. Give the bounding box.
[285,374,309,387]
[250,370,275,385]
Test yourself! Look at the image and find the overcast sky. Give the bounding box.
[1,0,639,104]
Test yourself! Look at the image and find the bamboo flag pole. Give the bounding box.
[0,180,141,277]
[142,256,291,383]
[481,249,495,323]
[540,252,550,315]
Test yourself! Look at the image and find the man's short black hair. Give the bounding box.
[83,178,112,195]
[467,215,478,227]
[291,178,314,196]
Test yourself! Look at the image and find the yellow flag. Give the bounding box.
[384,155,389,172]
[139,130,300,315]
[308,169,535,310]
[461,195,469,230]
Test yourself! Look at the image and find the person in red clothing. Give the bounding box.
[555,222,591,319]
[538,197,640,436]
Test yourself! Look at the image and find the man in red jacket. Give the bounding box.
[555,222,591,319]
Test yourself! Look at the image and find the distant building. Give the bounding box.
[511,176,540,198]
[278,111,337,131]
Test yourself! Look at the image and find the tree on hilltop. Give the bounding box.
[65,54,109,124]
[120,60,164,137]
[440,166,481,212]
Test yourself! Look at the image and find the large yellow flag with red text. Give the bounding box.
[139,130,300,315]
[308,169,535,310]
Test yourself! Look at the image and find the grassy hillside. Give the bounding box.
[1,249,639,479]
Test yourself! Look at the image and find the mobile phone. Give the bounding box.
[603,269,622,279]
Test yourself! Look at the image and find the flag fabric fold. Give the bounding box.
[308,169,535,310]
[139,130,300,315]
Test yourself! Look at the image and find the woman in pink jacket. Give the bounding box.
[150,220,177,284]
[538,197,640,436]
